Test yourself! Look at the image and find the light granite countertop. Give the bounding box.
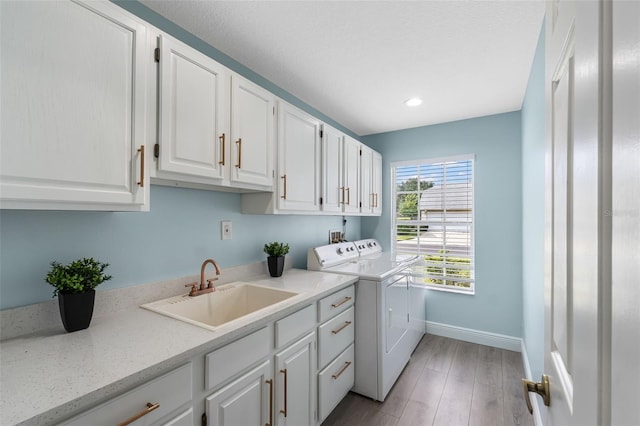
[0,268,357,426]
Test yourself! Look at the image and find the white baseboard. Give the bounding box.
[426,321,522,351]
[521,340,543,426]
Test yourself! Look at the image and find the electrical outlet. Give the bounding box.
[221,221,232,240]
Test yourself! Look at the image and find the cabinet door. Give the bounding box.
[321,125,344,213]
[342,136,361,213]
[158,35,228,181]
[230,74,274,188]
[0,0,148,210]
[372,151,383,215]
[277,102,321,212]
[360,146,373,214]
[275,332,316,426]
[206,360,272,426]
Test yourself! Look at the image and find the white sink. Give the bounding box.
[141,282,299,331]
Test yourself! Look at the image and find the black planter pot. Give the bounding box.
[267,256,285,277]
[58,290,96,332]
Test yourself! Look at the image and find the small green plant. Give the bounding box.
[263,242,290,257]
[45,257,112,297]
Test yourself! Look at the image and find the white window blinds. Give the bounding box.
[392,155,475,292]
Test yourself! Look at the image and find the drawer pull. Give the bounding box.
[331,296,352,308]
[266,379,273,426]
[218,133,225,165]
[117,402,160,426]
[331,361,352,380]
[137,145,145,187]
[331,320,352,335]
[280,368,288,417]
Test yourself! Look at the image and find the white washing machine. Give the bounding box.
[308,239,425,401]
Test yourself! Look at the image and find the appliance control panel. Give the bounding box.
[307,241,359,269]
[354,239,383,256]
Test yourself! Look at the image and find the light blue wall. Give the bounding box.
[362,112,523,338]
[0,186,360,309]
[521,21,545,378]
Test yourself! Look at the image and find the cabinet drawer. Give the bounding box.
[318,344,355,423]
[318,306,354,368]
[275,304,315,348]
[318,285,354,323]
[206,327,270,390]
[63,363,192,426]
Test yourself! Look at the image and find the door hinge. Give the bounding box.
[359,201,362,208]
[154,47,160,62]
[360,149,362,155]
[154,143,160,158]
[319,197,323,205]
[273,106,276,115]
[319,129,323,138]
[201,412,207,426]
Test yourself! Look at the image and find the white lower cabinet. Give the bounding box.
[206,360,273,426]
[62,363,192,426]
[161,408,194,426]
[275,332,317,426]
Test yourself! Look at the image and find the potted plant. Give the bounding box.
[263,242,290,277]
[45,257,112,332]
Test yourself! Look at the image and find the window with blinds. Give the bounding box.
[392,155,475,293]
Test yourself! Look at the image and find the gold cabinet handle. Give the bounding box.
[117,402,159,426]
[235,138,242,168]
[219,133,225,165]
[522,375,550,414]
[331,296,351,308]
[371,192,375,207]
[346,187,350,205]
[265,379,273,426]
[340,187,345,205]
[331,361,352,380]
[280,175,287,200]
[331,320,352,335]
[137,145,145,187]
[279,368,287,417]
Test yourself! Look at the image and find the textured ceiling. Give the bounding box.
[140,1,545,136]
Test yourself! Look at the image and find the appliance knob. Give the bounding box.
[337,248,344,255]
[367,242,373,248]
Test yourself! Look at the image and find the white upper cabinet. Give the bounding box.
[360,145,382,216]
[321,125,344,213]
[342,136,361,214]
[321,127,360,214]
[0,0,150,210]
[230,74,274,189]
[156,35,229,182]
[372,151,382,215]
[276,101,322,212]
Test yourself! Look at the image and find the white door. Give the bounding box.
[610,2,640,425]
[274,332,316,426]
[321,124,344,213]
[372,151,383,215]
[206,360,272,426]
[360,146,373,214]
[541,1,607,424]
[342,136,361,213]
[230,74,274,188]
[158,35,228,181]
[277,102,321,212]
[0,0,148,210]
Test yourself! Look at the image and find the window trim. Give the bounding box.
[391,154,476,294]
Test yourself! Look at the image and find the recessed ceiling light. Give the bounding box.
[404,97,423,107]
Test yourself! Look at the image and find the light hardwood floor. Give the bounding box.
[322,334,534,426]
